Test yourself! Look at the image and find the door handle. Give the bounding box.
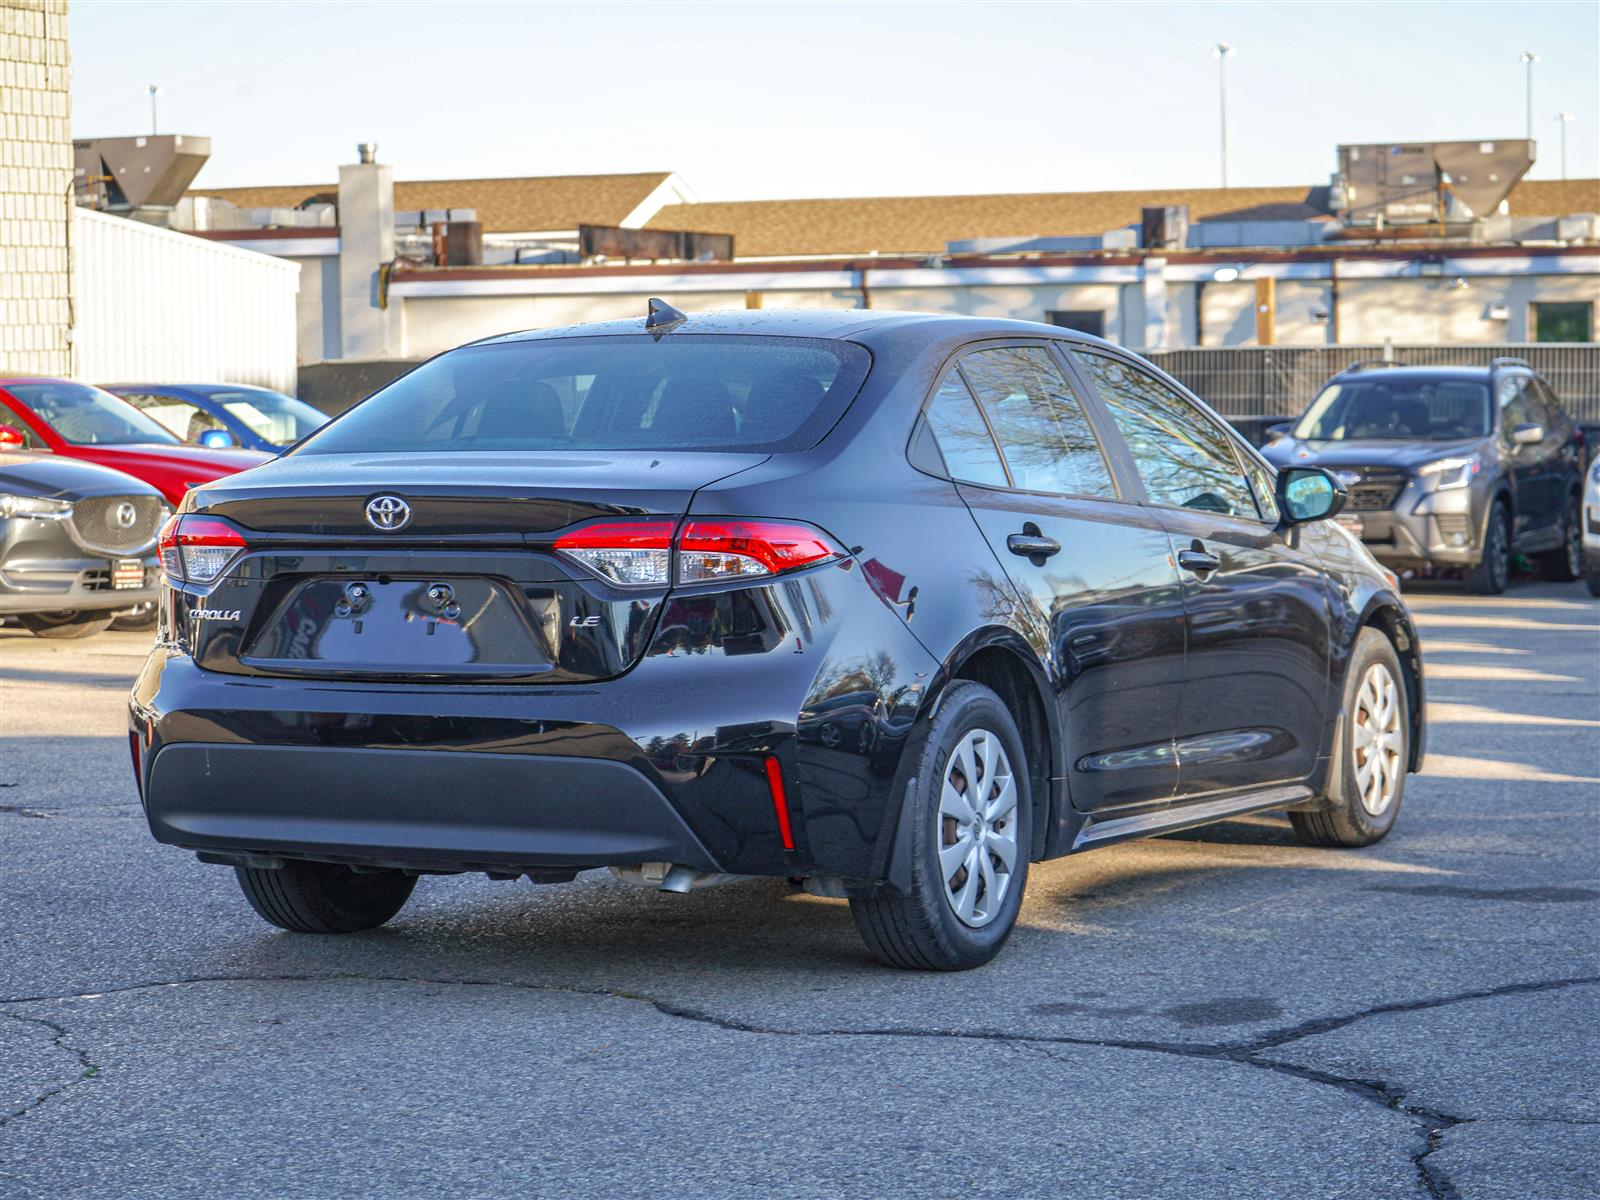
[1007,533,1061,558]
[1177,548,1222,575]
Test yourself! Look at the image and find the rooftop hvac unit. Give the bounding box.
[1333,140,1534,227]
[73,135,213,222]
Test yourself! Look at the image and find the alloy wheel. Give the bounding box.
[1351,663,1403,816]
[937,728,1019,928]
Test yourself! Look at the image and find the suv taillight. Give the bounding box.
[554,518,844,587]
[158,514,249,585]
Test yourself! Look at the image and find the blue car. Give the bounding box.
[102,384,328,454]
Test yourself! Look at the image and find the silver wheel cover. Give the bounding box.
[937,728,1020,928]
[1351,663,1404,817]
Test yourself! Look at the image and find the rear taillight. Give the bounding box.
[554,518,844,588]
[553,520,674,586]
[158,514,248,585]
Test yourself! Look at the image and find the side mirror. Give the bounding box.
[1276,466,1346,524]
[1265,422,1292,441]
[1511,423,1545,446]
[198,428,237,449]
[0,424,24,450]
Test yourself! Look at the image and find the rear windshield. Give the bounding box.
[1294,378,1491,441]
[294,335,872,455]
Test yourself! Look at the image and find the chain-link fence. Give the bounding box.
[1147,344,1600,422]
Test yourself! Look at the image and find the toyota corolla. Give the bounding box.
[129,306,1424,970]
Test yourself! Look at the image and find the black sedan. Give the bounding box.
[130,306,1424,970]
[2,451,165,638]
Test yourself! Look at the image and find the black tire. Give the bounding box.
[1535,492,1583,582]
[16,610,115,640]
[1462,501,1510,595]
[110,602,158,632]
[1291,628,1409,848]
[1586,550,1600,598]
[234,861,416,933]
[849,681,1031,971]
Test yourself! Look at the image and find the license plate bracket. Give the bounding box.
[112,558,145,589]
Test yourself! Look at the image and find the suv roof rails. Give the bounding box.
[1491,356,1531,370]
[1340,359,1397,374]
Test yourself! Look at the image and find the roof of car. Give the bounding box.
[1334,363,1524,380]
[475,307,1115,348]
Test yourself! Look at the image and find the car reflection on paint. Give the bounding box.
[798,688,881,753]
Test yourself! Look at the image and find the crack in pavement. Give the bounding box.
[0,1011,101,1130]
[3,970,1595,1197]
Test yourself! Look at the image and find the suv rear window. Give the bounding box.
[295,335,871,455]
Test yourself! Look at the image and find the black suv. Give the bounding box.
[131,308,1424,970]
[1263,359,1586,593]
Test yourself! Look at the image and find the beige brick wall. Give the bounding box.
[0,0,71,376]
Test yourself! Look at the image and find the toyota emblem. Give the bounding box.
[114,502,139,529]
[365,495,412,531]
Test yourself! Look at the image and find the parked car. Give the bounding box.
[0,379,270,508]
[102,383,329,454]
[1262,360,1585,593]
[1584,454,1600,597]
[130,306,1424,971]
[1,449,165,639]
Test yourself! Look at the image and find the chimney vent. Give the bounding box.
[357,142,377,164]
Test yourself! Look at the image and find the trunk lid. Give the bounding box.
[180,450,765,683]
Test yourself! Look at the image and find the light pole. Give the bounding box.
[1519,51,1538,140]
[1555,111,1574,179]
[147,84,161,135]
[1213,42,1234,188]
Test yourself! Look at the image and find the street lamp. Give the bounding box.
[1519,52,1538,141]
[1213,42,1235,188]
[147,84,161,136]
[1555,111,1574,179]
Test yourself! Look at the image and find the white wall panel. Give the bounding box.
[72,208,300,390]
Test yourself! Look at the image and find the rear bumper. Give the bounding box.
[129,561,940,880]
[145,742,720,873]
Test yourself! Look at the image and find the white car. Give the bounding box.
[1585,454,1600,597]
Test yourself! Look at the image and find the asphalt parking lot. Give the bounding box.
[1,582,1595,1199]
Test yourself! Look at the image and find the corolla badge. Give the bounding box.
[365,494,412,531]
[192,608,242,621]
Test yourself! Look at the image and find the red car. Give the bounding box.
[0,378,269,507]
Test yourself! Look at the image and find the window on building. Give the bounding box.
[1074,351,1258,518]
[959,346,1117,498]
[1045,310,1107,338]
[1531,302,1593,343]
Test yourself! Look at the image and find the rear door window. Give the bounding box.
[921,372,1009,487]
[1074,352,1258,518]
[296,335,871,455]
[958,345,1116,498]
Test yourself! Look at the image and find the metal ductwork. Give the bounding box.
[1334,139,1535,227]
[73,134,213,224]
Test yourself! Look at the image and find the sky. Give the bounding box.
[69,1,1600,200]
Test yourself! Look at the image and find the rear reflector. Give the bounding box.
[159,514,248,585]
[553,517,843,588]
[764,755,795,851]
